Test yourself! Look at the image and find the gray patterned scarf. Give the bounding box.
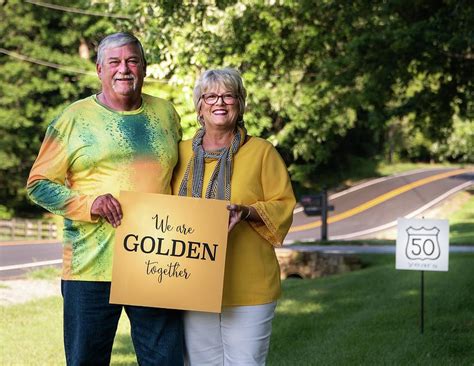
[178,126,246,200]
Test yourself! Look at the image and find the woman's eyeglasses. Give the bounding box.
[201,93,237,105]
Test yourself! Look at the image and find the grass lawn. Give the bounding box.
[0,296,135,365]
[449,192,474,245]
[26,266,61,280]
[1,254,473,365]
[375,162,464,177]
[324,161,466,190]
[268,254,474,365]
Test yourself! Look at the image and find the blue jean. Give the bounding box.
[61,280,183,366]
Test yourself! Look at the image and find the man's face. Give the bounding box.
[96,43,146,100]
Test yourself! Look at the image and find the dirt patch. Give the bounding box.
[0,279,61,306]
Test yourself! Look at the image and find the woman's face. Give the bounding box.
[199,84,239,131]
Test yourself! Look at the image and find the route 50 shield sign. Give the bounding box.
[396,218,449,271]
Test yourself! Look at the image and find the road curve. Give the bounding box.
[1,167,472,278]
[0,241,62,279]
[286,167,473,243]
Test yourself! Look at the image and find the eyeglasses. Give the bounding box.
[201,93,237,105]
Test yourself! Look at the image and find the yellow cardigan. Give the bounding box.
[172,136,296,306]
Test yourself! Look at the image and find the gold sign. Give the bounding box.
[110,191,229,312]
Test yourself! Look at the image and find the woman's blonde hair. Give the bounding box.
[193,68,247,126]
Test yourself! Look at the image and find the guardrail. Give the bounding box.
[0,219,58,240]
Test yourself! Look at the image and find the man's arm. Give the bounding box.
[27,121,122,226]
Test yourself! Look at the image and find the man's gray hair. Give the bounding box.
[96,32,146,68]
[193,68,247,126]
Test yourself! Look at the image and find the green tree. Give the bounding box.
[139,0,473,188]
[1,0,472,217]
[0,0,136,216]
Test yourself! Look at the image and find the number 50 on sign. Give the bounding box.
[396,218,449,272]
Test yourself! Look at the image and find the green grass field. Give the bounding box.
[375,162,463,177]
[449,192,474,245]
[268,254,474,365]
[1,254,473,365]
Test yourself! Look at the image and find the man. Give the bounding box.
[27,32,183,365]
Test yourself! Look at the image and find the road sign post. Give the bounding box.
[396,218,449,334]
[420,271,424,334]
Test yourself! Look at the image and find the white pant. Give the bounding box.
[184,302,277,366]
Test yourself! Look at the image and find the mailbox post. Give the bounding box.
[300,189,334,241]
[321,189,328,241]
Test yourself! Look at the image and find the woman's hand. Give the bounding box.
[227,204,250,232]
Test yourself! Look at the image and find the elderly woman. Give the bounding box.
[172,68,295,365]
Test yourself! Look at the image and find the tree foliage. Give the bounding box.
[138,0,473,187]
[0,0,135,216]
[0,0,472,216]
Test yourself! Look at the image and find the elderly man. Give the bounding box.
[27,32,183,365]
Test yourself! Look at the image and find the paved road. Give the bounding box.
[0,242,62,279]
[287,167,473,243]
[1,167,473,279]
[277,245,474,254]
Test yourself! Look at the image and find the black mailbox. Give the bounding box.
[301,194,323,216]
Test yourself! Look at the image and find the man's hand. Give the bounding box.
[91,194,123,228]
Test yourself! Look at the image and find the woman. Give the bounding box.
[172,68,295,365]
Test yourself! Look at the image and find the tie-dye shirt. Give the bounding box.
[27,94,181,281]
